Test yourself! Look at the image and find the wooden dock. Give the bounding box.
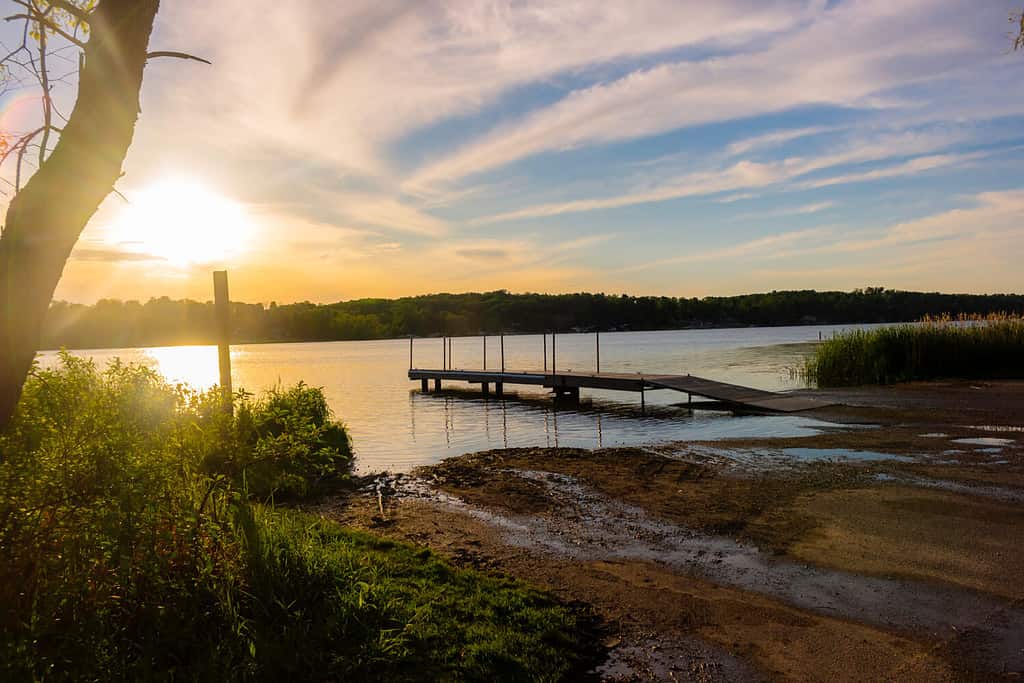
[408,367,829,413]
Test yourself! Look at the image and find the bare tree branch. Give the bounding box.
[37,17,52,168]
[147,50,211,65]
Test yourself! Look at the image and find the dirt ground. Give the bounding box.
[312,380,1024,681]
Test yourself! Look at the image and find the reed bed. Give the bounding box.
[804,314,1024,387]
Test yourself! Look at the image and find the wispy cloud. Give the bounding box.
[732,201,837,221]
[725,126,838,156]
[471,130,981,224]
[408,0,1000,189]
[70,248,165,263]
[796,152,981,190]
[618,227,834,273]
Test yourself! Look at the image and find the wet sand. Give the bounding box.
[313,380,1024,681]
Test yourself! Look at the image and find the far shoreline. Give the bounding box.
[37,319,893,354]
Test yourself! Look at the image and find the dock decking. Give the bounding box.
[408,367,829,413]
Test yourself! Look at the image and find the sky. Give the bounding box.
[2,0,1023,304]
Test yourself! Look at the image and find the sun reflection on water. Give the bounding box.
[141,345,226,390]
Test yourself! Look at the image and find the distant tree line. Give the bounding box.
[41,288,1024,350]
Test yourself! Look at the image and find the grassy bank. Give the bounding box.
[804,315,1024,387]
[0,355,585,681]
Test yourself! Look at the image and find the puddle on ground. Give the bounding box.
[963,425,1024,433]
[659,444,914,472]
[594,632,759,682]
[781,447,912,463]
[873,472,1024,503]
[952,437,1015,447]
[390,471,1024,673]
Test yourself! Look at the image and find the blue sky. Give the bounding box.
[3,0,1023,303]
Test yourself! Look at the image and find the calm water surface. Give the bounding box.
[38,325,886,473]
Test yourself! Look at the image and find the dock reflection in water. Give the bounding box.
[404,385,828,474]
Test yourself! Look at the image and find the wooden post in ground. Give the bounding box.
[213,270,233,414]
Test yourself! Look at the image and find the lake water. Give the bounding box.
[37,324,885,473]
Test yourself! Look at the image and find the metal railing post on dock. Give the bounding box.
[483,335,487,371]
[409,336,413,371]
[213,270,233,414]
[596,331,600,374]
[449,336,453,369]
[543,333,547,372]
[500,334,505,373]
[442,337,446,370]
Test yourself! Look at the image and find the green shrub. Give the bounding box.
[196,382,353,500]
[804,315,1024,387]
[0,354,585,681]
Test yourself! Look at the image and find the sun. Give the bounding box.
[108,178,252,266]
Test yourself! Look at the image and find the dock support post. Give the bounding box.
[552,332,557,374]
[421,378,428,392]
[434,378,441,391]
[640,384,646,414]
[213,270,233,415]
[482,382,490,396]
[496,382,503,397]
[596,331,600,374]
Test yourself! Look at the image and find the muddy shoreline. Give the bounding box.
[314,380,1024,681]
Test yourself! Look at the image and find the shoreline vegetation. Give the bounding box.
[42,287,1024,351]
[804,314,1024,387]
[0,356,587,681]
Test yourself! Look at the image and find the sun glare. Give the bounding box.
[109,178,252,266]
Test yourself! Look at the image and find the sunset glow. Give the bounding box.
[105,179,252,267]
[0,1,1018,304]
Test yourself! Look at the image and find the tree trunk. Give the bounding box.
[0,0,161,428]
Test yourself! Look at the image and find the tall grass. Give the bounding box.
[0,354,585,681]
[804,314,1024,387]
